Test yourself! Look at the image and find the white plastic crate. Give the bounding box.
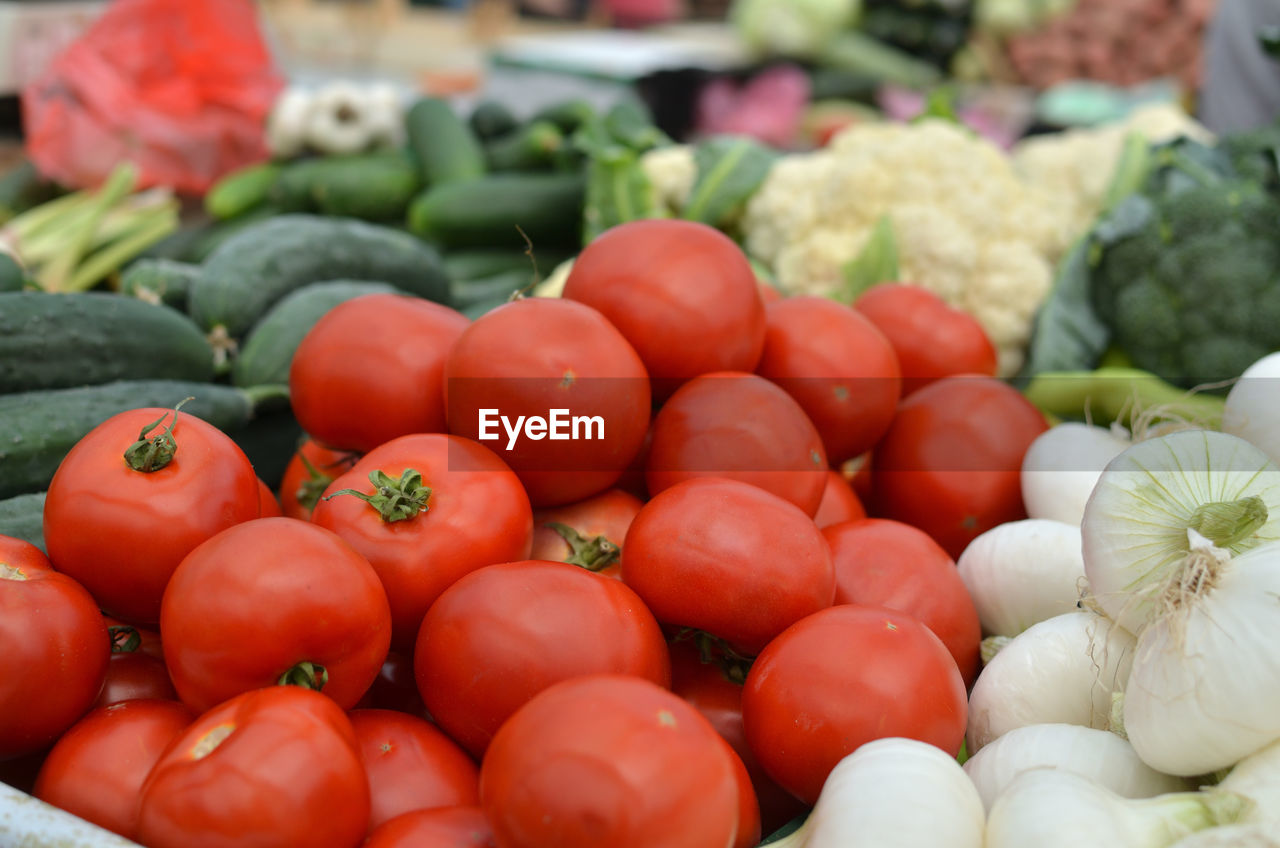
[0,781,142,847]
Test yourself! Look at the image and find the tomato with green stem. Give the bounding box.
[277,438,361,521]
[529,488,644,578]
[94,624,177,708]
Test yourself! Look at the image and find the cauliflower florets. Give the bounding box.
[640,145,697,216]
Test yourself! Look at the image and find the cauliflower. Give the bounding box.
[639,145,697,216]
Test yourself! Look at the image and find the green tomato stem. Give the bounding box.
[108,625,141,654]
[278,661,328,691]
[324,468,432,523]
[546,522,619,572]
[123,398,192,473]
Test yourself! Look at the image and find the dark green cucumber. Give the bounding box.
[310,151,421,221]
[0,492,46,552]
[0,253,26,292]
[119,258,201,310]
[469,100,519,141]
[189,214,449,337]
[449,269,534,309]
[532,98,597,133]
[188,205,284,263]
[406,97,487,185]
[270,159,327,212]
[232,280,403,388]
[484,121,563,172]
[0,292,216,393]
[0,380,272,499]
[407,172,586,251]
[460,296,511,321]
[0,160,61,223]
[228,408,303,490]
[205,161,283,220]
[442,248,573,282]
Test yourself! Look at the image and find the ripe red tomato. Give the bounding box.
[365,807,495,848]
[758,281,783,304]
[562,219,766,399]
[137,686,370,848]
[256,477,282,518]
[646,372,828,516]
[812,469,865,529]
[621,477,834,656]
[103,616,163,659]
[349,709,480,830]
[43,406,259,625]
[94,624,177,709]
[853,283,998,395]
[161,517,392,713]
[444,298,651,507]
[311,433,533,649]
[480,675,740,848]
[755,296,901,465]
[529,488,644,579]
[871,376,1048,558]
[414,560,671,758]
[822,518,981,685]
[0,538,110,759]
[742,605,968,805]
[277,438,361,521]
[290,294,470,453]
[33,700,194,839]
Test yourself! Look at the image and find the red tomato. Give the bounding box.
[33,700,194,839]
[871,376,1048,558]
[356,651,430,719]
[529,488,644,579]
[290,294,470,453]
[94,626,177,709]
[812,470,865,529]
[256,477,282,518]
[137,686,370,848]
[311,433,533,649]
[755,297,901,464]
[669,641,805,837]
[0,538,110,759]
[365,807,495,848]
[414,560,671,758]
[822,518,981,685]
[622,477,834,656]
[853,283,998,395]
[742,605,968,805]
[161,517,392,713]
[646,372,828,516]
[480,675,739,848]
[758,281,783,304]
[349,709,480,830]
[444,298,651,507]
[103,617,164,659]
[277,438,361,521]
[562,219,766,399]
[43,406,259,624]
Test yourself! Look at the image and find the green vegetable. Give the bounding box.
[837,215,899,301]
[460,295,512,321]
[0,160,61,225]
[575,104,671,243]
[119,258,201,310]
[309,151,421,221]
[0,253,26,292]
[205,162,282,220]
[731,0,862,58]
[449,269,534,309]
[485,120,564,171]
[816,29,945,90]
[443,248,570,282]
[0,492,46,553]
[682,136,778,230]
[405,97,488,185]
[1022,367,1227,429]
[532,98,598,134]
[406,172,585,250]
[469,100,519,141]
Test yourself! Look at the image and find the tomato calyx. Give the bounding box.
[277,661,329,691]
[545,522,620,572]
[294,452,337,513]
[324,468,432,523]
[672,628,755,686]
[122,398,192,472]
[108,625,141,654]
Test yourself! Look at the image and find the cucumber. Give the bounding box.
[442,248,573,282]
[119,258,201,310]
[0,380,269,499]
[484,121,563,172]
[232,280,403,388]
[188,205,284,263]
[469,101,519,141]
[406,97,487,185]
[228,408,304,490]
[532,98,597,134]
[449,269,534,309]
[0,159,61,224]
[0,492,46,552]
[461,296,511,321]
[270,159,328,212]
[407,172,586,251]
[0,253,26,292]
[310,151,421,221]
[189,214,450,338]
[0,292,216,393]
[205,161,282,220]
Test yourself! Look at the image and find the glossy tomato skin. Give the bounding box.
[529,488,644,579]
[853,283,998,395]
[823,518,981,686]
[277,438,360,521]
[256,478,282,518]
[137,686,370,848]
[444,298,651,507]
[33,700,194,839]
[742,605,968,805]
[414,560,671,758]
[622,477,834,656]
[43,407,259,625]
[755,297,901,464]
[349,709,480,831]
[365,807,495,848]
[290,294,470,453]
[562,219,766,399]
[160,517,392,713]
[871,376,1048,559]
[311,433,533,649]
[480,674,740,848]
[646,372,828,517]
[0,538,110,759]
[94,650,177,709]
[812,469,865,529]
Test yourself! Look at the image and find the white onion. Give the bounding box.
[1022,422,1132,525]
[1224,352,1280,467]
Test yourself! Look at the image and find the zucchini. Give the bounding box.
[442,248,572,282]
[0,292,216,393]
[189,215,450,338]
[206,161,282,220]
[532,98,597,134]
[407,172,586,251]
[449,269,534,309]
[310,151,421,221]
[484,121,563,172]
[0,253,26,292]
[469,101,519,141]
[119,258,201,310]
[0,380,272,499]
[232,280,403,388]
[405,97,487,185]
[0,492,46,552]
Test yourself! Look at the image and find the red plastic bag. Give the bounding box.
[21,0,284,195]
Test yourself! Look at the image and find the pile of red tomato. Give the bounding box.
[0,219,1050,848]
